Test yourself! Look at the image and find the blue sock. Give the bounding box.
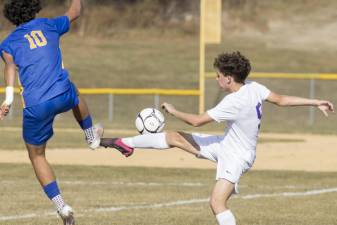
[79,115,93,130]
[43,181,60,200]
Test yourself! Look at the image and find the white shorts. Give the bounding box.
[192,133,250,184]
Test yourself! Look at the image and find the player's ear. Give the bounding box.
[227,75,232,84]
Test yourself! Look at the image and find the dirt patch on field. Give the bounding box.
[0,133,336,172]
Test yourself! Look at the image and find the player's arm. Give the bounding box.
[162,102,213,127]
[65,0,82,23]
[266,92,334,117]
[0,51,16,120]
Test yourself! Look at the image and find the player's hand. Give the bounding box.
[0,101,11,120]
[161,102,176,115]
[317,100,334,117]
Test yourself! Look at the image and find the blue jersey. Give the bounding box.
[0,16,72,108]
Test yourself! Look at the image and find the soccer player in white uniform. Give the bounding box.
[101,52,334,225]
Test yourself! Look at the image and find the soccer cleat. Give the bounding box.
[100,138,134,157]
[87,123,104,150]
[58,205,75,225]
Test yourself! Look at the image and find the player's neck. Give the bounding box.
[228,82,244,93]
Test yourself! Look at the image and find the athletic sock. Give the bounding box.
[84,127,95,143]
[122,132,169,149]
[79,115,93,130]
[78,115,95,142]
[43,181,65,212]
[52,195,65,212]
[216,210,236,225]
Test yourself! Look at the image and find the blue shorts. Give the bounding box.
[23,83,79,145]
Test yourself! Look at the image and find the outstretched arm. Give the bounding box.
[0,52,16,120]
[65,0,82,23]
[266,92,334,117]
[162,102,213,127]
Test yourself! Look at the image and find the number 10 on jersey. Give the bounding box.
[24,30,47,49]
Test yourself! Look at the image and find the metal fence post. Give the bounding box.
[308,78,315,126]
[154,94,160,109]
[109,94,114,122]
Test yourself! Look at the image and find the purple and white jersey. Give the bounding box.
[207,81,270,166]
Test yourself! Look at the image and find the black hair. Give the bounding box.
[213,51,251,83]
[4,0,41,26]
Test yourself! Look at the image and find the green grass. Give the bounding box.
[0,163,337,225]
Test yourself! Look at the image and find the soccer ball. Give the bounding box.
[135,108,165,134]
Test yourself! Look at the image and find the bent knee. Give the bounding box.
[209,197,219,210]
[209,197,228,213]
[166,131,184,146]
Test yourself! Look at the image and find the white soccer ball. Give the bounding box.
[135,108,165,134]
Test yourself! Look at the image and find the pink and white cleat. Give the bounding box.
[100,138,134,157]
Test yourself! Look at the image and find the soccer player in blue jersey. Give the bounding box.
[0,0,103,224]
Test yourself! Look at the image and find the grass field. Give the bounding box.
[1,163,337,225]
[0,2,336,225]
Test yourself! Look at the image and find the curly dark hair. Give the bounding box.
[4,0,42,26]
[213,51,251,83]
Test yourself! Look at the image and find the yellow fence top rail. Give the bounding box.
[0,88,200,96]
[205,72,337,80]
[79,88,200,95]
[1,72,336,95]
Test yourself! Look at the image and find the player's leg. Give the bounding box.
[210,179,236,225]
[27,143,55,185]
[26,144,70,209]
[211,152,245,225]
[100,131,200,157]
[72,93,90,122]
[70,83,103,149]
[23,95,75,224]
[166,131,200,155]
[26,143,74,224]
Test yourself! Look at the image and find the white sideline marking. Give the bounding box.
[1,187,337,221]
[93,198,209,213]
[237,187,337,199]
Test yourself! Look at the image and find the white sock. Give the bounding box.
[84,127,95,142]
[52,194,65,212]
[216,210,236,225]
[122,133,170,149]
